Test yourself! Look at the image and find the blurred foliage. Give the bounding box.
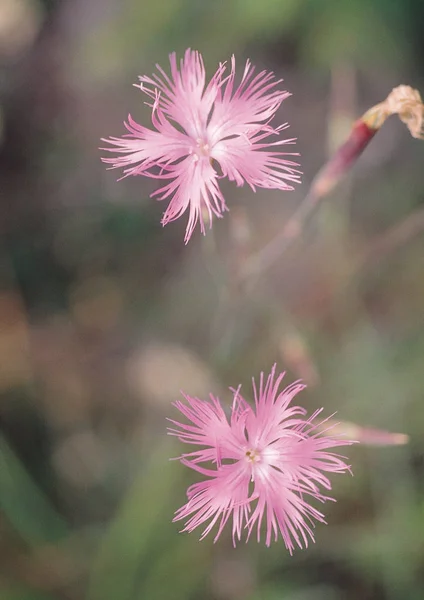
[1,0,424,599]
[0,435,68,545]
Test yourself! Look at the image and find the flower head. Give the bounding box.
[101,49,301,243]
[168,365,354,552]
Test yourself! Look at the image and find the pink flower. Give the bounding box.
[101,49,301,243]
[168,365,354,552]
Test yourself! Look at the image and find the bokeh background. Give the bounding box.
[1,1,424,598]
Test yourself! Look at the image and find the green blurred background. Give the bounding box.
[1,0,424,598]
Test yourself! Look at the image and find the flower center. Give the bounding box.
[195,138,210,158]
[245,448,261,463]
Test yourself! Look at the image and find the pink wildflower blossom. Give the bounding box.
[101,49,301,243]
[168,365,354,552]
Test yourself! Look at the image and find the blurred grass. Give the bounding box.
[0,436,68,546]
[87,440,208,600]
[0,586,55,600]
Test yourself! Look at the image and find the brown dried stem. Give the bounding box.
[239,85,424,285]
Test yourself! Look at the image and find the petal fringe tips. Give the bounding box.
[168,365,355,553]
[101,49,301,243]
